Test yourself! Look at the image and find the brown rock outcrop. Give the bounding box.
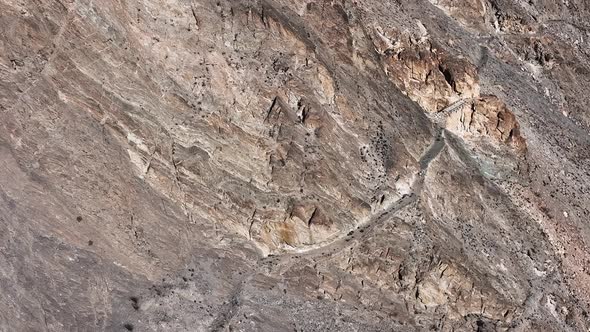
[446,95,527,151]
[1,0,590,331]
[372,27,480,113]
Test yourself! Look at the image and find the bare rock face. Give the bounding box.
[371,26,523,154]
[428,0,488,30]
[446,95,526,150]
[372,27,480,113]
[1,0,590,331]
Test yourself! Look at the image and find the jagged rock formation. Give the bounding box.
[446,95,526,150]
[372,26,480,113]
[1,0,590,331]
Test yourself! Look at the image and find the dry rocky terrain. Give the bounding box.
[1,0,590,331]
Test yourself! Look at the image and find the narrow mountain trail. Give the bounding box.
[210,126,449,332]
[266,126,447,264]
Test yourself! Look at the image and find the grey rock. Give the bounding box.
[1,0,589,331]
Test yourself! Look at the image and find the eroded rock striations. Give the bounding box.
[1,0,590,331]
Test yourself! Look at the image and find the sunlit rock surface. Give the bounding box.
[1,0,590,331]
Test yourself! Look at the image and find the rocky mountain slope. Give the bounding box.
[1,0,590,331]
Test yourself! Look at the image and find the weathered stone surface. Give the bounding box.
[446,95,526,151]
[428,0,488,30]
[372,27,480,113]
[1,0,590,331]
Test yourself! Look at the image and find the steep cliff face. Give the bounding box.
[1,0,590,331]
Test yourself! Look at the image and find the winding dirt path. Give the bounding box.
[268,126,447,262]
